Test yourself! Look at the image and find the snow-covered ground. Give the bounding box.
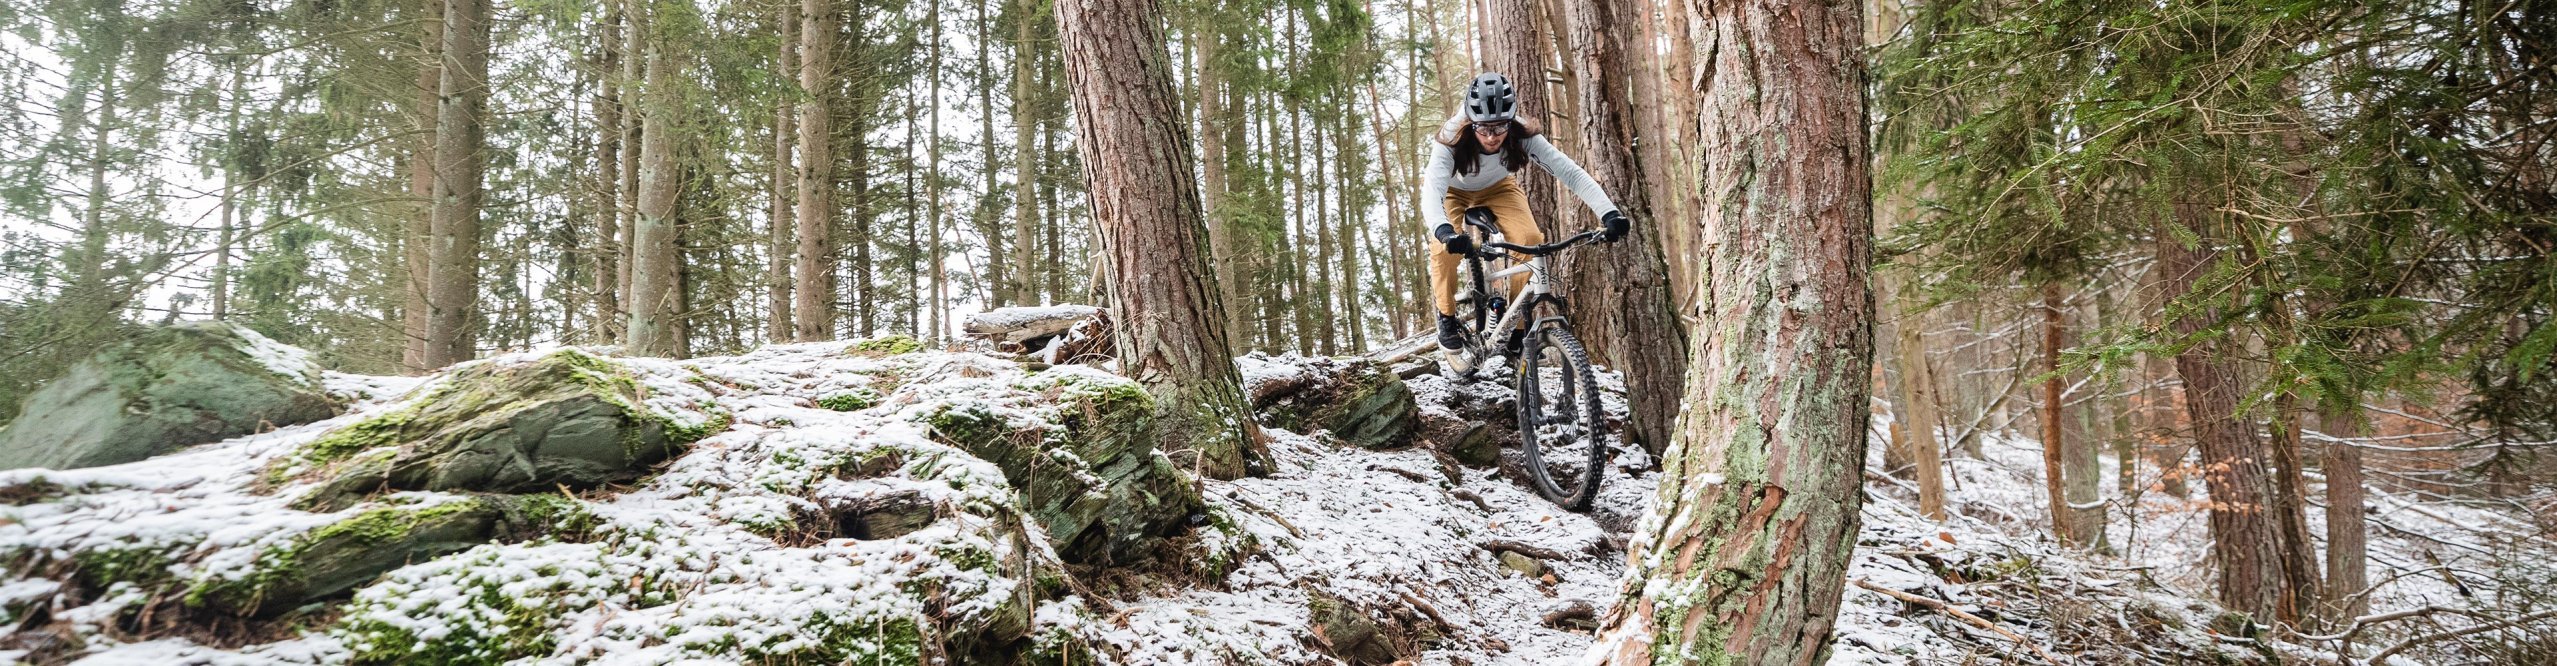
[1,338,2545,664]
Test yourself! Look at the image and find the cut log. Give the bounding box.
[962,304,1102,350]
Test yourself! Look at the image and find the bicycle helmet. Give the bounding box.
[1464,72,1517,123]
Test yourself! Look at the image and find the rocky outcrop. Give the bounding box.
[0,323,338,471]
[279,350,725,511]
[1246,356,1420,450]
[922,371,1201,565]
[184,494,595,618]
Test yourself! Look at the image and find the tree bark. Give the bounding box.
[592,4,624,345]
[768,6,796,344]
[2157,200,2290,622]
[1563,0,1687,458]
[404,0,441,371]
[2320,404,2370,620]
[1893,301,1949,520]
[978,0,1008,309]
[625,41,684,358]
[1196,20,1244,348]
[2039,282,2080,546]
[928,6,948,342]
[1011,0,1041,307]
[421,0,488,369]
[793,0,835,342]
[1478,0,1559,235]
[1054,0,1270,480]
[1590,0,1873,661]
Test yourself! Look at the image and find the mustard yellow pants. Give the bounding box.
[1430,178,1545,316]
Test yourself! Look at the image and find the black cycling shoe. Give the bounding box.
[1502,326,1525,358]
[1437,314,1467,350]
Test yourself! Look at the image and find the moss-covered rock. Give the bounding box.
[1251,358,1420,450]
[284,350,722,510]
[923,374,1202,565]
[0,322,339,471]
[184,494,595,618]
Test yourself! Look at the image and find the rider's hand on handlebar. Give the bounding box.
[1434,223,1475,256]
[1600,210,1630,243]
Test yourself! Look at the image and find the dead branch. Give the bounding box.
[1852,578,2065,665]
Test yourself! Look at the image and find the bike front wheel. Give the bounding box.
[1514,315,1607,511]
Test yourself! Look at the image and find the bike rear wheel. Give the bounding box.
[1514,310,1607,511]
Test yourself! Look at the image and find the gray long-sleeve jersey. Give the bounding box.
[1417,117,1618,235]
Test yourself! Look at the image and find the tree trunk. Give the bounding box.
[2039,283,2080,546]
[2320,404,2370,620]
[592,5,624,345]
[769,6,796,344]
[2269,390,2323,622]
[1478,0,1558,235]
[1563,0,1687,458]
[625,42,684,358]
[1198,26,1243,348]
[1011,0,1041,307]
[404,0,441,371]
[927,7,947,342]
[1054,0,1270,480]
[792,0,835,342]
[616,1,641,320]
[978,0,1007,309]
[2157,200,2290,623]
[421,0,488,369]
[1590,0,1872,661]
[1893,302,1949,520]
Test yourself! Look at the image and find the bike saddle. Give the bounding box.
[1463,206,1498,232]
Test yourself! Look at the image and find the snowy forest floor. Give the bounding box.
[3,338,2548,664]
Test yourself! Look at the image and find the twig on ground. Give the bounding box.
[1853,578,2065,665]
[1478,539,1570,562]
[2364,608,2557,665]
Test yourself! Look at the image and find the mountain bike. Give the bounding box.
[1439,206,1610,512]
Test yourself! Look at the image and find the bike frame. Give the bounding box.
[1454,217,1599,364]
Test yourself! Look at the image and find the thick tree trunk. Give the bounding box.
[1590,0,1873,661]
[615,0,641,321]
[977,0,1007,309]
[421,0,488,369]
[793,0,835,342]
[1478,0,1558,234]
[1054,0,1270,480]
[1892,302,1949,520]
[2320,405,2370,620]
[2269,391,2323,622]
[768,8,795,344]
[624,44,684,358]
[1563,0,1687,458]
[404,0,441,372]
[2157,201,2290,622]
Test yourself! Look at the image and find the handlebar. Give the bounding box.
[1477,229,1606,258]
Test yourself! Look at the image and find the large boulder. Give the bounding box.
[279,350,726,510]
[1246,356,1421,450]
[0,323,338,471]
[921,370,1201,565]
[183,494,594,618]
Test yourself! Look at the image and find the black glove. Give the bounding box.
[1601,210,1630,243]
[1434,223,1475,256]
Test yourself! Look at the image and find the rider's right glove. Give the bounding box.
[1601,210,1630,243]
[1433,223,1475,256]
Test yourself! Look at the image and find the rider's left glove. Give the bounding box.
[1600,210,1630,243]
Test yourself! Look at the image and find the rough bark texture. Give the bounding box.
[1053,0,1269,480]
[1563,0,1688,458]
[792,0,835,342]
[623,44,683,358]
[2157,201,2289,623]
[1478,0,1559,234]
[2268,391,2323,621]
[1010,0,1039,307]
[2320,405,2370,620]
[590,5,624,346]
[421,0,488,370]
[1591,0,1873,661]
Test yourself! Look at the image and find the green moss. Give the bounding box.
[184,499,487,611]
[338,577,558,665]
[507,493,601,540]
[924,405,1011,448]
[850,335,925,356]
[279,408,411,475]
[70,543,177,591]
[817,389,881,412]
[729,613,925,664]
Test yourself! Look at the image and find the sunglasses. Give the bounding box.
[1472,122,1512,136]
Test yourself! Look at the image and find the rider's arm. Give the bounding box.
[1418,139,1455,235]
[1523,135,1620,219]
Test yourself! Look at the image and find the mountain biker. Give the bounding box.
[1421,72,1629,372]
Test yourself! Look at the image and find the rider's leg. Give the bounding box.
[1429,189,1485,351]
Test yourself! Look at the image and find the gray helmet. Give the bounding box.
[1464,72,1517,123]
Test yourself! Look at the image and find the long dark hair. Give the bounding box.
[1450,119,1536,176]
